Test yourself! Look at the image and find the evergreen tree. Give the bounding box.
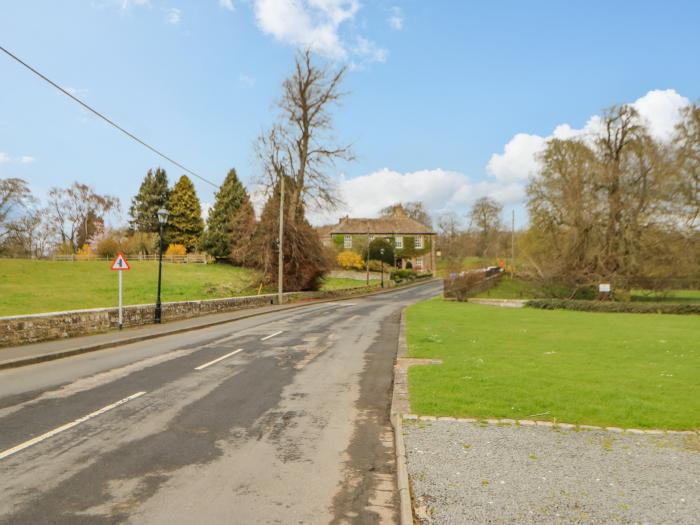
[128,168,170,232]
[229,193,256,266]
[167,175,204,252]
[202,168,248,258]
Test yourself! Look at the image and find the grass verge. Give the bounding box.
[406,297,700,430]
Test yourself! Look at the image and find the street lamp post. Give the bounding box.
[154,207,169,324]
[380,247,385,288]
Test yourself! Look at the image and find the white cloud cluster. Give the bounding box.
[306,168,524,225]
[164,7,181,24]
[0,153,35,165]
[487,89,691,183]
[253,0,385,62]
[219,0,235,11]
[388,6,403,30]
[119,0,150,11]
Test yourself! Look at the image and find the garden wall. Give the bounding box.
[0,285,383,347]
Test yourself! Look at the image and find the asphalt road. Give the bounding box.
[0,281,441,525]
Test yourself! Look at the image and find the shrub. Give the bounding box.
[165,244,187,256]
[96,237,120,258]
[391,269,417,282]
[76,244,94,258]
[366,259,388,272]
[526,299,700,315]
[336,250,364,270]
[124,232,159,255]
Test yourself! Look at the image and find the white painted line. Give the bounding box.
[260,330,283,341]
[194,348,243,370]
[0,391,146,461]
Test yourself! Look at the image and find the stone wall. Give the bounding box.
[0,284,381,348]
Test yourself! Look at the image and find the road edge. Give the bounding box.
[0,279,438,370]
[390,308,415,525]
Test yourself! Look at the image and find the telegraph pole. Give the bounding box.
[277,174,285,304]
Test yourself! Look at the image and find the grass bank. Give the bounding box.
[0,260,372,316]
[406,298,700,429]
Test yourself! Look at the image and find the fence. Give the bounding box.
[51,253,210,264]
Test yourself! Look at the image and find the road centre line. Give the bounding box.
[261,331,283,341]
[194,348,244,371]
[0,391,146,461]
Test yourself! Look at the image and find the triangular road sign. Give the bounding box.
[111,252,131,271]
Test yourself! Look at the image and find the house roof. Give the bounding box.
[330,207,435,235]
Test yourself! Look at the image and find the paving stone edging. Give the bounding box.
[401,414,700,435]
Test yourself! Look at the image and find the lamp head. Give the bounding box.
[157,208,169,225]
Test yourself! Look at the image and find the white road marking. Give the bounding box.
[194,348,244,370]
[0,391,146,461]
[261,331,283,341]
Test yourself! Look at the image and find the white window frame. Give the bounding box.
[395,236,403,249]
[344,235,352,249]
[415,257,424,270]
[414,235,424,249]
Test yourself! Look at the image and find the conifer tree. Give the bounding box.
[167,175,204,252]
[229,193,256,266]
[202,168,248,258]
[128,168,170,232]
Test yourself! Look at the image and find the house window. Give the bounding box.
[415,257,424,270]
[395,236,403,249]
[344,235,352,249]
[369,235,375,242]
[414,236,424,249]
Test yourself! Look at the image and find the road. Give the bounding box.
[0,281,441,525]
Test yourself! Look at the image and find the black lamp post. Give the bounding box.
[380,247,385,288]
[154,207,169,324]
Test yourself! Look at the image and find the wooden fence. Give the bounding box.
[51,253,210,264]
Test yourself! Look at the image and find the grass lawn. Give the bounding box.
[406,298,700,429]
[0,259,263,316]
[320,277,379,291]
[631,289,700,303]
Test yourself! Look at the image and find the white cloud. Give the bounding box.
[239,73,256,87]
[388,6,403,30]
[0,152,36,164]
[19,156,35,164]
[0,152,10,164]
[253,0,384,63]
[164,7,181,24]
[219,0,235,11]
[306,168,525,225]
[487,89,691,183]
[119,0,150,11]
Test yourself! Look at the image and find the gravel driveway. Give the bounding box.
[404,419,700,524]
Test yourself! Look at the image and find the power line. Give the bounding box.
[0,44,218,189]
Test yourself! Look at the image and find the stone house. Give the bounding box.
[325,206,436,272]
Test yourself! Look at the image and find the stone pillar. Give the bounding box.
[430,236,436,272]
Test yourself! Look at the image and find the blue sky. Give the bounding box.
[1,1,699,226]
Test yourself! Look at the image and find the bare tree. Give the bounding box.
[0,178,34,242]
[380,202,432,227]
[258,49,354,220]
[468,197,503,257]
[46,182,120,253]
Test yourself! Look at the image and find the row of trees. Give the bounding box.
[524,104,699,291]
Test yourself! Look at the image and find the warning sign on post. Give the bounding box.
[111,252,130,271]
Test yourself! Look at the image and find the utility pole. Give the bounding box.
[366,228,370,285]
[511,209,515,279]
[278,174,285,304]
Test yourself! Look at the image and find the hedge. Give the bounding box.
[526,299,700,315]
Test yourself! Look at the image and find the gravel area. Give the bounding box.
[404,420,700,524]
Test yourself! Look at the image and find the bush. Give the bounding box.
[76,244,94,259]
[96,238,120,258]
[391,269,417,282]
[165,244,187,256]
[366,259,388,272]
[124,232,159,255]
[336,250,364,270]
[526,299,700,315]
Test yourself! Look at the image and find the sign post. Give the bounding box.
[111,252,131,329]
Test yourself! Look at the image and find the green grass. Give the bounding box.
[406,298,700,429]
[319,277,379,291]
[0,259,263,316]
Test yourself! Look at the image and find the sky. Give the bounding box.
[1,0,699,228]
